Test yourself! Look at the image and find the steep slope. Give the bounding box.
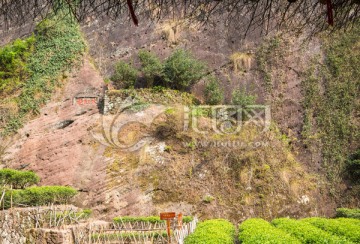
[2,58,107,206]
[0,11,358,222]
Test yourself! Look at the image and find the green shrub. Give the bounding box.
[185,219,235,244]
[182,216,193,223]
[82,208,92,217]
[272,218,350,243]
[0,168,40,189]
[110,61,138,88]
[0,36,35,95]
[335,217,360,226]
[239,218,301,244]
[113,215,193,225]
[114,216,164,224]
[231,88,256,107]
[3,186,77,208]
[336,208,360,219]
[204,76,224,105]
[302,217,360,242]
[163,49,206,91]
[0,168,17,185]
[138,50,163,87]
[345,149,360,182]
[91,231,167,241]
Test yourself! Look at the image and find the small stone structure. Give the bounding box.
[103,89,196,114]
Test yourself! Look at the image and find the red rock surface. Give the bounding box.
[3,58,108,208]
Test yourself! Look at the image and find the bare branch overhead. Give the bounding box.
[0,0,359,35]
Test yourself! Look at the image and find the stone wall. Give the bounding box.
[0,205,80,244]
[0,205,111,244]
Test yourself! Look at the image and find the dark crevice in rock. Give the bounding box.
[75,111,87,116]
[55,120,75,129]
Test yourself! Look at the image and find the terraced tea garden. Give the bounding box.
[184,208,360,244]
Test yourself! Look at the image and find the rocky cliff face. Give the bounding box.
[1,13,352,221]
[2,59,108,208]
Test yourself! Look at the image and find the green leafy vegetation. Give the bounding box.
[111,49,207,92]
[163,49,206,91]
[204,76,224,105]
[0,10,85,135]
[3,186,77,209]
[336,208,360,219]
[1,169,77,209]
[0,36,35,96]
[231,88,256,107]
[110,61,138,88]
[334,217,360,226]
[127,99,150,112]
[203,195,215,203]
[301,24,360,186]
[302,217,360,243]
[113,216,193,224]
[239,218,301,244]
[106,88,197,106]
[91,231,168,241]
[272,218,350,243]
[0,168,40,189]
[114,216,164,224]
[345,149,360,183]
[138,49,163,87]
[184,219,235,244]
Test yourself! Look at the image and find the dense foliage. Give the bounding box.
[110,61,138,88]
[302,217,360,243]
[204,76,224,105]
[345,149,360,182]
[111,49,206,92]
[0,168,39,189]
[184,219,235,244]
[0,10,86,135]
[113,216,193,224]
[163,49,206,91]
[3,186,77,209]
[114,216,165,224]
[0,36,35,96]
[239,218,301,244]
[231,88,257,107]
[336,208,360,219]
[138,49,163,87]
[0,169,77,209]
[272,218,350,243]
